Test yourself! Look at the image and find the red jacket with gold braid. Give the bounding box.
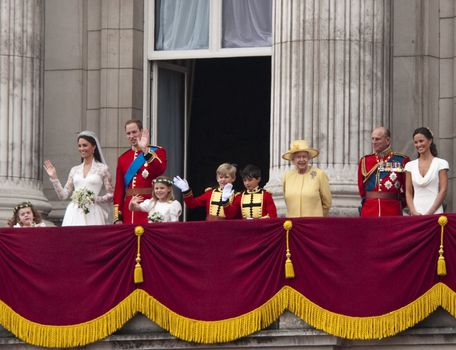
[183,187,227,221]
[357,148,410,217]
[224,187,277,219]
[113,146,167,224]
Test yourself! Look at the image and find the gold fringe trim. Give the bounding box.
[439,283,456,316]
[287,284,444,339]
[1,284,456,346]
[0,289,142,348]
[137,288,288,343]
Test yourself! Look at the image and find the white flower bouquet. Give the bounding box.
[148,211,164,223]
[71,187,95,214]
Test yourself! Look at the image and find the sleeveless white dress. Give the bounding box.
[404,157,449,214]
[50,161,114,226]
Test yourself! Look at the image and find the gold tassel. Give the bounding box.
[283,220,295,279]
[437,216,448,276]
[134,226,144,284]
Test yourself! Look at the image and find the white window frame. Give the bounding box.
[145,0,272,60]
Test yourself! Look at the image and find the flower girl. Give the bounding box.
[8,202,46,228]
[129,176,182,223]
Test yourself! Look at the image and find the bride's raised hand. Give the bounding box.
[43,160,58,180]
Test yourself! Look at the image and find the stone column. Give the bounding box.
[268,0,392,215]
[0,0,51,224]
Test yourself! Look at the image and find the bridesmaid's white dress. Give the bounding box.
[404,157,449,214]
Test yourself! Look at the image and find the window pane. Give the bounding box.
[222,0,272,48]
[155,0,209,50]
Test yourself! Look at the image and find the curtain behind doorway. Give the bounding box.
[157,68,185,189]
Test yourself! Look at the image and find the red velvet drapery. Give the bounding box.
[0,215,454,347]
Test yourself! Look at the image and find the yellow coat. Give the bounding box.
[283,167,332,217]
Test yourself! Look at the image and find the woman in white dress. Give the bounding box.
[129,176,182,223]
[43,131,114,226]
[404,127,449,215]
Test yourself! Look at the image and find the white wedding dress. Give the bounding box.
[50,161,114,226]
[404,157,449,214]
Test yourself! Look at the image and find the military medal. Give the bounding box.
[142,169,149,179]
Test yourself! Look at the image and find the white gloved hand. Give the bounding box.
[221,183,234,202]
[173,176,189,192]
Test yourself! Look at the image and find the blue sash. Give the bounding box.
[124,147,158,187]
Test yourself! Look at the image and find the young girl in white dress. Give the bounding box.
[43,131,114,226]
[404,127,449,215]
[8,202,46,227]
[129,176,182,223]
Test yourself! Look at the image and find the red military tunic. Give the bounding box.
[183,187,227,221]
[224,187,277,219]
[113,146,167,224]
[358,148,410,217]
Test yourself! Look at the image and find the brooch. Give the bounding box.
[142,169,149,179]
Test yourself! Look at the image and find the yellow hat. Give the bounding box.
[282,140,319,161]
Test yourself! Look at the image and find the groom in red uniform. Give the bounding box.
[113,119,167,224]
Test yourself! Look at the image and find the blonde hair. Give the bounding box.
[216,163,237,179]
[150,176,175,206]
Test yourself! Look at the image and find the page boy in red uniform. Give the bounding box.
[224,164,277,219]
[173,163,236,221]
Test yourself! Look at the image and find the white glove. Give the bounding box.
[221,183,234,202]
[173,176,189,192]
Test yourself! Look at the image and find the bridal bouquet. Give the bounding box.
[71,187,95,214]
[148,212,164,223]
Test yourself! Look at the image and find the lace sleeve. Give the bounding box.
[95,164,114,204]
[50,167,75,200]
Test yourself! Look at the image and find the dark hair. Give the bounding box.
[241,164,262,179]
[125,119,143,130]
[413,127,438,157]
[78,135,103,163]
[7,202,42,227]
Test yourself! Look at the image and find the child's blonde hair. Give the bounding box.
[216,163,237,180]
[152,176,175,203]
[7,202,42,227]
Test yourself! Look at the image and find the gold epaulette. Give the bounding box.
[391,151,409,158]
[146,145,163,164]
[204,187,214,192]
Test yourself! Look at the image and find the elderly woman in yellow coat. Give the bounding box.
[282,140,332,217]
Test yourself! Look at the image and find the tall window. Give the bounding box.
[149,0,272,58]
[222,0,272,48]
[155,0,210,50]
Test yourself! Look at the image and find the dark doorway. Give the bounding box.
[186,57,271,221]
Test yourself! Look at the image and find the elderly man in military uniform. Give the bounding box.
[357,127,410,217]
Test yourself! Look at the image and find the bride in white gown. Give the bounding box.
[404,127,449,215]
[44,131,114,226]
